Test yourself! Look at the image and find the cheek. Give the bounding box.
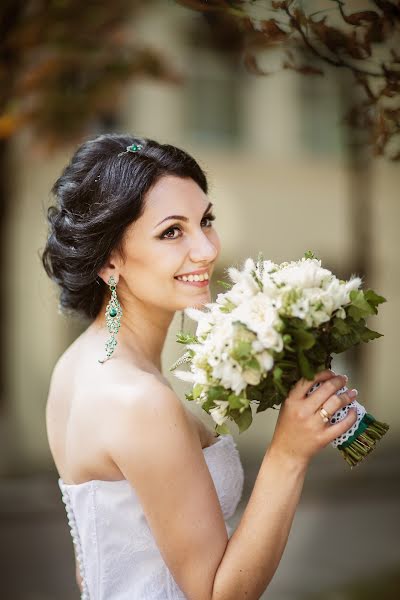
[211,230,221,255]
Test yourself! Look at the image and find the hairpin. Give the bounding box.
[118,143,143,157]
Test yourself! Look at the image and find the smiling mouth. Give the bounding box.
[175,273,209,283]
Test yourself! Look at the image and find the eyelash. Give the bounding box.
[159,213,216,240]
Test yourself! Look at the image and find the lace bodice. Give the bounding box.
[58,433,244,599]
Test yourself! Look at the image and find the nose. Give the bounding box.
[189,230,219,264]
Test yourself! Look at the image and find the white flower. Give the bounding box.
[242,368,262,385]
[258,350,274,372]
[224,274,260,305]
[274,258,333,289]
[258,327,284,352]
[172,369,196,383]
[212,360,246,395]
[209,400,230,426]
[243,257,257,274]
[184,306,208,322]
[335,307,346,319]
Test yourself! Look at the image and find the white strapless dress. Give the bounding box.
[58,433,244,599]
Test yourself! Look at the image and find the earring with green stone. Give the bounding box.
[98,275,122,364]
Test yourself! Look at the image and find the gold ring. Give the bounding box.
[319,407,332,423]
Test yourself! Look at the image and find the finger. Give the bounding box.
[321,406,358,444]
[317,388,358,418]
[292,369,336,399]
[307,375,348,413]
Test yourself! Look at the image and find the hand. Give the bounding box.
[269,369,358,467]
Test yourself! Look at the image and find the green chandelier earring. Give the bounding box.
[98,275,123,364]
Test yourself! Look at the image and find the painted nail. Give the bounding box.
[348,389,358,398]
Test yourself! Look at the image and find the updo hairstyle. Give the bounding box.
[41,133,208,321]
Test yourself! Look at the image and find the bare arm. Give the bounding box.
[104,371,357,600]
[211,444,307,599]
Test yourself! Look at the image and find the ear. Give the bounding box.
[97,252,121,286]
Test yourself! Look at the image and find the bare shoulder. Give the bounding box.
[101,373,201,457]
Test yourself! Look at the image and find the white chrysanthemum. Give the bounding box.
[211,360,246,395]
[224,273,260,305]
[231,293,283,352]
[274,258,333,289]
[261,273,282,304]
[209,400,230,426]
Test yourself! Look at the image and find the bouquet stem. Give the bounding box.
[337,413,390,468]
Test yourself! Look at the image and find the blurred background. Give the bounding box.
[0,1,399,598]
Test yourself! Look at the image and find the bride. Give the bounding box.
[42,133,358,599]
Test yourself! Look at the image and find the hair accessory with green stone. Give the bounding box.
[118,143,143,157]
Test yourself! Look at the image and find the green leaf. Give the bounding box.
[231,340,252,360]
[217,279,233,290]
[251,269,263,291]
[348,290,374,321]
[207,386,227,401]
[244,356,261,371]
[304,250,318,260]
[298,350,314,379]
[291,328,316,350]
[192,383,203,400]
[215,423,231,435]
[360,327,383,342]
[219,299,237,313]
[185,392,194,401]
[228,393,244,409]
[332,317,351,334]
[364,289,386,313]
[176,332,199,345]
[235,407,253,432]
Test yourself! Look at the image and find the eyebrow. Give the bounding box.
[155,202,213,228]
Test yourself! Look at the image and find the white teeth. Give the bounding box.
[176,272,209,282]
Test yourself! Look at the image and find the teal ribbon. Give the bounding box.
[337,413,375,449]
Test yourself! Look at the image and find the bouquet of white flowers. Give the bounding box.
[170,251,389,468]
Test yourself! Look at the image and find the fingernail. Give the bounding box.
[348,389,358,398]
[343,375,348,382]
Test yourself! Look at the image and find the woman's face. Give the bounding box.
[113,175,221,312]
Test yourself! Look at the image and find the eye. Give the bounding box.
[160,225,181,240]
[202,213,216,228]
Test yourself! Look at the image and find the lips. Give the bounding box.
[175,268,210,278]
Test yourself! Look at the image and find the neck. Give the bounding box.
[92,295,176,372]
